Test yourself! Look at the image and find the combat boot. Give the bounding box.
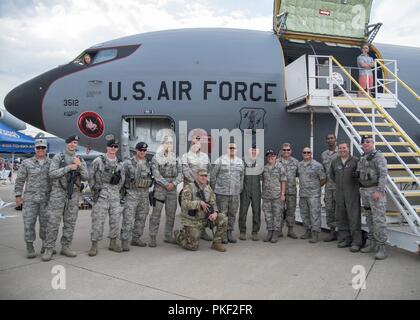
[41,248,53,262]
[309,231,319,243]
[350,245,360,253]
[227,231,237,243]
[278,230,284,238]
[300,229,312,240]
[263,231,273,242]
[251,233,259,241]
[26,242,36,259]
[149,235,157,248]
[131,237,147,247]
[221,233,228,244]
[88,241,98,256]
[287,227,298,239]
[239,233,246,241]
[109,238,122,253]
[270,231,279,243]
[337,240,351,248]
[121,240,130,252]
[40,245,56,255]
[361,240,377,253]
[200,229,212,241]
[375,244,388,260]
[164,235,177,244]
[323,230,337,242]
[211,242,226,252]
[60,246,77,257]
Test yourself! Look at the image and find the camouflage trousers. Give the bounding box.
[44,190,80,249]
[22,200,48,243]
[120,189,150,240]
[149,189,177,237]
[360,187,387,245]
[91,190,122,241]
[262,198,283,232]
[174,213,228,251]
[299,196,321,232]
[238,189,261,234]
[216,194,240,231]
[324,189,336,230]
[280,194,297,229]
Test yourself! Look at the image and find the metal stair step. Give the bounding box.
[385,211,401,217]
[383,152,419,157]
[358,131,401,136]
[376,142,411,146]
[401,190,420,197]
[351,122,392,127]
[337,105,376,109]
[391,177,419,183]
[388,164,420,170]
[344,113,385,117]
[413,205,420,213]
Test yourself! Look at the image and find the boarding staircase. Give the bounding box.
[323,56,420,253]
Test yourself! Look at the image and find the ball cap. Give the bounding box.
[34,139,47,148]
[106,139,119,147]
[265,149,276,157]
[65,135,79,144]
[361,134,373,143]
[197,168,208,176]
[136,142,148,150]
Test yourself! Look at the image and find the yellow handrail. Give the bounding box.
[331,56,420,155]
[376,60,420,100]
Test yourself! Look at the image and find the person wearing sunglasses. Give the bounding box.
[321,133,339,242]
[14,139,51,258]
[298,147,326,243]
[181,134,212,241]
[356,135,388,260]
[42,135,89,261]
[277,143,299,239]
[149,136,183,247]
[88,139,125,256]
[211,143,244,244]
[119,141,153,251]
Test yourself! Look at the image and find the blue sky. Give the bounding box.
[0,0,419,135]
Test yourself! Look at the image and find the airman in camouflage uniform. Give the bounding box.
[14,139,51,258]
[262,149,286,243]
[42,135,89,261]
[120,142,153,250]
[211,143,244,244]
[278,143,299,239]
[321,133,339,242]
[298,147,327,243]
[149,136,183,247]
[181,135,212,241]
[357,135,388,260]
[174,168,227,252]
[238,145,263,241]
[88,139,125,256]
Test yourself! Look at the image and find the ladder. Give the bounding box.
[326,56,420,252]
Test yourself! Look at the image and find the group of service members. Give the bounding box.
[15,132,389,261]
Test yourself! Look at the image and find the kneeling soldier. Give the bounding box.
[174,169,227,252]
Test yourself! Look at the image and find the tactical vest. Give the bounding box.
[181,182,211,219]
[95,155,123,186]
[157,155,179,179]
[127,158,153,189]
[58,153,82,191]
[357,150,380,187]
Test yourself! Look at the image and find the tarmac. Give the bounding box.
[0,181,419,300]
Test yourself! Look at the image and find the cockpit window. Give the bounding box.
[92,49,118,64]
[72,45,140,67]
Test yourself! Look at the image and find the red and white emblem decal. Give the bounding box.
[77,111,104,138]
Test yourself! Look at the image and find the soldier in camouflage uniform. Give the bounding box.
[88,139,125,256]
[42,135,89,261]
[278,143,299,239]
[15,139,52,258]
[357,135,388,260]
[120,142,153,250]
[174,168,227,252]
[211,143,244,244]
[298,147,327,243]
[262,149,286,243]
[181,135,212,241]
[321,133,339,242]
[238,145,263,241]
[149,136,183,247]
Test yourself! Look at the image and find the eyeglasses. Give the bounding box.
[229,147,236,150]
[193,137,201,141]
[139,149,147,152]
[36,146,47,150]
[109,145,119,148]
[282,149,291,152]
[302,151,312,154]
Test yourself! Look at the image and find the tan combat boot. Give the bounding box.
[149,235,157,248]
[270,231,279,243]
[239,233,246,241]
[26,242,36,259]
[251,233,259,241]
[88,241,98,256]
[131,237,147,247]
[41,248,53,262]
[375,244,388,260]
[211,242,226,252]
[121,240,130,252]
[361,240,377,253]
[109,238,122,252]
[61,246,77,257]
[309,231,319,243]
[287,227,298,239]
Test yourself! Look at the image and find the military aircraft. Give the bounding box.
[3,0,420,251]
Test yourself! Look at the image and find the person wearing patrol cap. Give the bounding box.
[261,149,286,243]
[15,138,52,258]
[119,141,154,250]
[42,135,89,261]
[88,138,125,256]
[174,168,228,252]
[357,134,388,260]
[149,135,183,247]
